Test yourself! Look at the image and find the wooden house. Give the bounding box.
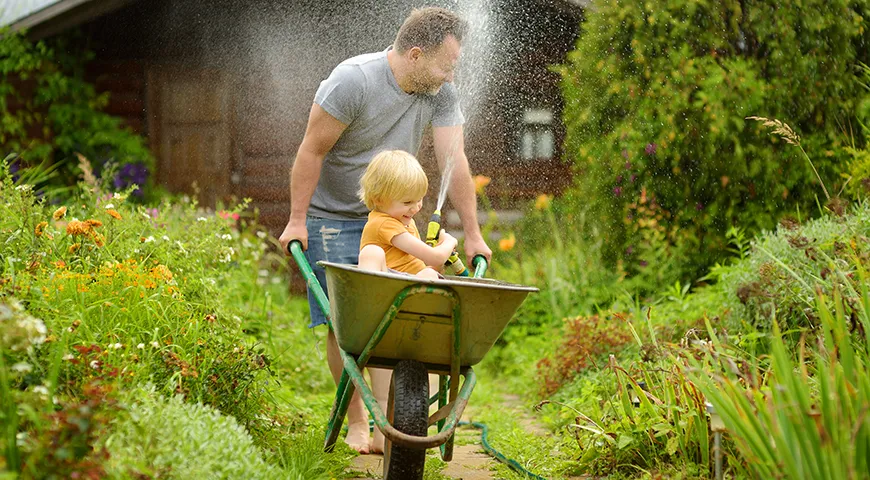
[5,0,584,234]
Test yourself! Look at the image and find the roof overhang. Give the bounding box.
[4,0,136,39]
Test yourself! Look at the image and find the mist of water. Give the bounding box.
[436,0,497,211]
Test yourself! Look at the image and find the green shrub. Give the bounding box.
[0,30,155,200]
[103,391,296,479]
[558,0,870,284]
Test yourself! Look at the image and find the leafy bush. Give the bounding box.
[536,313,634,396]
[103,392,294,479]
[558,0,870,284]
[0,30,155,200]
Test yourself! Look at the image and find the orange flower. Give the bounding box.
[66,220,90,236]
[498,233,516,252]
[85,219,103,228]
[473,175,491,195]
[68,243,81,254]
[106,209,122,220]
[35,221,48,237]
[52,206,67,220]
[534,194,552,210]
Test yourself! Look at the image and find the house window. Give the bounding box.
[519,107,554,161]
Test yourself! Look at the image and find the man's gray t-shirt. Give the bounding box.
[308,49,465,220]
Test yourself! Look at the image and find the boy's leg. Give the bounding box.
[358,245,388,272]
[416,267,440,280]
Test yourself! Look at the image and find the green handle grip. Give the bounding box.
[472,255,488,278]
[288,240,331,328]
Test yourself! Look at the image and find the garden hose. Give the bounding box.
[351,420,548,480]
[458,420,548,480]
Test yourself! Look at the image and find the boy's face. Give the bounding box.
[377,196,423,226]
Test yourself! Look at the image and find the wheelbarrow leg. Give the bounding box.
[324,369,354,452]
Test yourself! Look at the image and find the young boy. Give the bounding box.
[353,149,458,454]
[358,150,458,278]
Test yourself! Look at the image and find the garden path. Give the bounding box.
[346,393,589,479]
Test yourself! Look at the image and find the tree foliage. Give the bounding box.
[0,29,154,199]
[558,0,870,282]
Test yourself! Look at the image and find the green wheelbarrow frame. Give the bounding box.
[288,240,536,461]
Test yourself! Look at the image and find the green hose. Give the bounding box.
[352,420,548,479]
[458,421,548,480]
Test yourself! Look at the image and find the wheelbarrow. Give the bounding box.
[288,240,537,479]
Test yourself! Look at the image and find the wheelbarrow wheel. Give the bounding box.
[383,360,429,480]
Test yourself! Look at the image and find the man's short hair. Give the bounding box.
[394,7,467,53]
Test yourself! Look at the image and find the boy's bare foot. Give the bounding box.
[345,425,371,454]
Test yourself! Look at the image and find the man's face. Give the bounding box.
[411,35,461,95]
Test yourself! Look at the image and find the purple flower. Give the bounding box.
[613,186,622,197]
[645,143,657,156]
[626,246,634,255]
[695,202,704,211]
[624,161,632,170]
[630,174,637,183]
[621,149,629,160]
[114,163,148,197]
[616,175,623,184]
[639,260,648,267]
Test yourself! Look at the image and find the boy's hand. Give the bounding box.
[437,231,458,250]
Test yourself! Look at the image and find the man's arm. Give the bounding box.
[432,124,492,264]
[279,103,348,253]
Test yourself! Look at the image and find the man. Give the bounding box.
[279,6,492,454]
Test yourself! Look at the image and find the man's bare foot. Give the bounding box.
[345,425,371,454]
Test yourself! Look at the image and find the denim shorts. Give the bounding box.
[304,216,367,328]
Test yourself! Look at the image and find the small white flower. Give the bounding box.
[110,342,123,350]
[221,234,232,241]
[258,269,270,277]
[271,276,282,284]
[113,192,123,200]
[62,353,74,361]
[162,235,170,241]
[150,341,160,348]
[197,217,208,222]
[137,343,145,349]
[144,236,155,243]
[15,184,32,191]
[32,385,49,396]
[233,347,240,353]
[256,231,267,239]
[89,360,100,369]
[104,203,115,209]
[12,362,32,373]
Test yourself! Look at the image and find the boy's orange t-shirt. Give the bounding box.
[360,211,427,274]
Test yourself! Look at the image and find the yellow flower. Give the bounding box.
[52,206,67,220]
[473,175,491,195]
[534,194,552,210]
[68,243,81,254]
[35,221,48,237]
[498,233,516,252]
[106,209,122,220]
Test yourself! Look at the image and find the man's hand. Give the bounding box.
[463,234,492,267]
[279,217,308,254]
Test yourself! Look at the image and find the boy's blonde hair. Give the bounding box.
[358,150,428,210]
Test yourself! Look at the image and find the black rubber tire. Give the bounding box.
[383,360,429,480]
